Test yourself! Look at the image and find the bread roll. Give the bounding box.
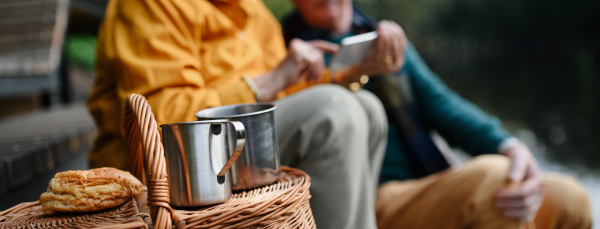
[39,168,142,215]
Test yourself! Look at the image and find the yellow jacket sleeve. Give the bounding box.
[96,0,256,126]
[87,0,291,169]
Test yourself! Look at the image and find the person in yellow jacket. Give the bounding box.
[87,0,387,228]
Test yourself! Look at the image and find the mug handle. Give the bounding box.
[210,121,245,184]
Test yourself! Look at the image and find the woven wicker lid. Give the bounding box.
[0,198,148,229]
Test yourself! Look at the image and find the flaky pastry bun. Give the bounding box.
[39,167,142,215]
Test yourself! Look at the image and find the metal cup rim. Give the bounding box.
[159,119,230,127]
[195,103,276,119]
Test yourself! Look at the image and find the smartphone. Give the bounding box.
[329,31,378,71]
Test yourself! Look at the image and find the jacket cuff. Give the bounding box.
[497,137,521,154]
[216,79,257,105]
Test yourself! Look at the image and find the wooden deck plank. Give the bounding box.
[0,151,35,189]
[0,163,7,197]
[0,104,96,196]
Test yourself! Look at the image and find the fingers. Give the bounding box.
[298,39,324,82]
[503,195,543,223]
[376,22,391,70]
[496,149,545,223]
[497,179,543,207]
[304,48,324,83]
[388,21,407,70]
[498,188,544,222]
[496,190,539,208]
[308,40,340,53]
[388,27,401,71]
[375,20,406,74]
[506,147,528,182]
[496,183,544,222]
[285,38,325,84]
[498,150,543,199]
[305,40,336,82]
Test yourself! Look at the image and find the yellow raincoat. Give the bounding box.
[87,0,287,169]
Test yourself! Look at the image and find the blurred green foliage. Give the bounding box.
[263,0,293,21]
[66,34,97,71]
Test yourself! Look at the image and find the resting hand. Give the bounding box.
[254,38,335,101]
[496,143,544,223]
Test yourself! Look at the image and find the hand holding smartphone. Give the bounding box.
[329,31,378,71]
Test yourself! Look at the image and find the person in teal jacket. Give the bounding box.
[283,1,591,228]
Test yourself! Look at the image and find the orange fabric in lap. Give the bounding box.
[375,155,592,229]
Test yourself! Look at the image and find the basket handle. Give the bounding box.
[124,94,173,229]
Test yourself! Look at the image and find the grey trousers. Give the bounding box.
[274,85,388,229]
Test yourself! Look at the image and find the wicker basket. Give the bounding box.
[0,94,315,229]
[124,94,316,229]
[0,198,148,229]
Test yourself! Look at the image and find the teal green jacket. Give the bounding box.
[379,42,511,181]
[282,9,512,182]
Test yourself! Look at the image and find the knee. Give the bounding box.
[309,84,360,105]
[302,85,370,142]
[461,155,511,183]
[355,89,388,139]
[543,174,592,226]
[451,155,512,198]
[311,85,369,127]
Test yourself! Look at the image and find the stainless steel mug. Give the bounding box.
[160,120,245,207]
[195,103,280,190]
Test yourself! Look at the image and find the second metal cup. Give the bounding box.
[160,120,245,207]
